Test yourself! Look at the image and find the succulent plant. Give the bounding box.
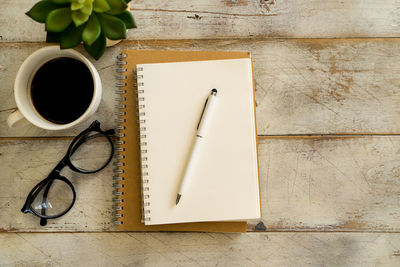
[26,0,136,60]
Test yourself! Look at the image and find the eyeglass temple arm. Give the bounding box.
[39,179,54,226]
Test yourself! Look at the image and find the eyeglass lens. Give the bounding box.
[69,131,113,172]
[30,178,74,217]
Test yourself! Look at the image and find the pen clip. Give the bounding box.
[197,98,208,130]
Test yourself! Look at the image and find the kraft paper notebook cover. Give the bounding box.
[137,59,261,225]
[115,50,259,232]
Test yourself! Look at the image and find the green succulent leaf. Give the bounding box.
[80,3,93,15]
[82,13,101,46]
[71,1,84,10]
[26,1,60,23]
[116,11,135,29]
[70,0,85,4]
[46,8,72,32]
[122,0,131,3]
[84,32,106,60]
[105,0,127,15]
[46,31,61,43]
[97,13,126,40]
[60,24,84,49]
[93,0,110,13]
[50,0,71,3]
[72,10,90,26]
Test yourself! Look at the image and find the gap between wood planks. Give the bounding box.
[3,37,400,47]
[128,7,279,17]
[5,229,400,233]
[258,134,400,140]
[1,134,400,141]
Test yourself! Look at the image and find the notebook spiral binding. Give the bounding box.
[113,52,128,226]
[136,66,151,223]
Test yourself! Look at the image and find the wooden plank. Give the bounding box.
[252,136,400,232]
[2,39,400,137]
[2,0,400,41]
[2,232,400,266]
[3,136,400,232]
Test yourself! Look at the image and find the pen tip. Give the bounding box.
[176,194,181,205]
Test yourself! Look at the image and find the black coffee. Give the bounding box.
[30,57,94,124]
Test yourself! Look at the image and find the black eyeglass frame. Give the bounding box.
[21,120,115,226]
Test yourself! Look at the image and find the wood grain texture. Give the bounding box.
[3,0,400,262]
[2,232,400,266]
[254,136,400,232]
[3,136,400,232]
[2,0,400,41]
[2,39,400,137]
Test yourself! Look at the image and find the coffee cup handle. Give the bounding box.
[7,109,28,128]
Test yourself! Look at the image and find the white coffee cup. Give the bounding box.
[7,46,102,130]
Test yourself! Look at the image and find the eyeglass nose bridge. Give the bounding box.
[52,156,70,175]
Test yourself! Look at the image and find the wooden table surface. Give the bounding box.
[2,0,400,266]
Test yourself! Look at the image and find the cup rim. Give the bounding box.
[14,46,101,130]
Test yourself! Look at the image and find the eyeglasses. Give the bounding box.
[21,120,114,226]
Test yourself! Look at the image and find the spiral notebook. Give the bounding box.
[136,58,261,225]
[115,50,260,232]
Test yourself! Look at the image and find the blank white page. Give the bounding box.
[137,58,260,225]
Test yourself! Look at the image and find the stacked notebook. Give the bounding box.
[115,50,260,232]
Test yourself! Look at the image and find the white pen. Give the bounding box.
[176,89,218,205]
